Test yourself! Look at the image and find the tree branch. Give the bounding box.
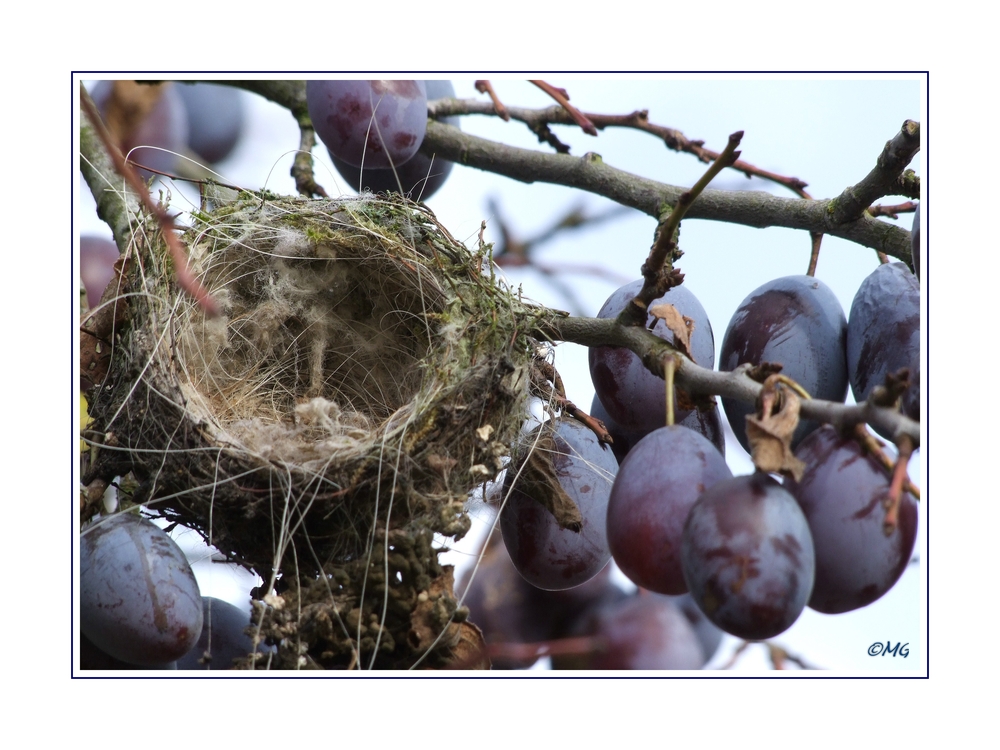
[536,315,919,447]
[223,81,327,197]
[80,85,218,315]
[209,82,911,264]
[428,98,810,195]
[79,97,141,250]
[422,120,913,264]
[828,120,921,224]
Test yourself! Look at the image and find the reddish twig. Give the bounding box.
[488,635,606,663]
[429,98,811,196]
[529,80,598,135]
[80,86,219,317]
[852,424,921,501]
[884,434,915,535]
[530,360,613,445]
[532,357,567,400]
[474,80,510,121]
[867,200,917,219]
[588,110,812,198]
[766,642,819,670]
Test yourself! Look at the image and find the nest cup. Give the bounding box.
[84,192,549,668]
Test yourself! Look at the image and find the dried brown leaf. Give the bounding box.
[745,387,806,481]
[648,303,696,360]
[512,432,582,532]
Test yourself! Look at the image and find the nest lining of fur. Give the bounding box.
[83,192,553,668]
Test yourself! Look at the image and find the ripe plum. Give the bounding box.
[669,593,724,665]
[80,632,177,670]
[307,80,427,169]
[459,535,623,669]
[847,262,920,426]
[784,426,918,614]
[80,234,120,310]
[329,80,457,200]
[81,513,203,666]
[91,81,189,178]
[682,473,815,640]
[589,280,715,434]
[500,418,618,590]
[607,425,732,595]
[590,394,724,463]
[719,275,848,452]
[552,592,704,670]
[176,597,272,669]
[176,83,246,164]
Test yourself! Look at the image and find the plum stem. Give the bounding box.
[664,354,677,426]
[884,433,916,534]
[80,85,219,317]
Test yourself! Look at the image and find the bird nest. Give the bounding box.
[81,192,554,669]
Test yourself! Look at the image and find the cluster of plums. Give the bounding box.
[90,81,247,175]
[90,79,458,201]
[488,247,919,666]
[79,513,272,670]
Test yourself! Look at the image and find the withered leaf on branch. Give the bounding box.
[648,303,695,360]
[746,362,784,383]
[510,433,583,532]
[745,384,806,481]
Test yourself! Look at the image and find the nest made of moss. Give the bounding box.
[81,191,556,668]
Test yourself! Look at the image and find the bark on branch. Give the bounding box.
[828,120,921,224]
[422,121,913,265]
[208,81,913,265]
[536,315,920,447]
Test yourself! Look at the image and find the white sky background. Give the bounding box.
[78,76,925,674]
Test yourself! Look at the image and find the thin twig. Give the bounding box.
[474,80,509,121]
[537,315,920,448]
[852,424,921,499]
[619,131,743,326]
[80,85,219,317]
[884,433,915,535]
[829,120,921,224]
[867,200,917,219]
[529,80,597,135]
[427,98,810,196]
[423,120,913,265]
